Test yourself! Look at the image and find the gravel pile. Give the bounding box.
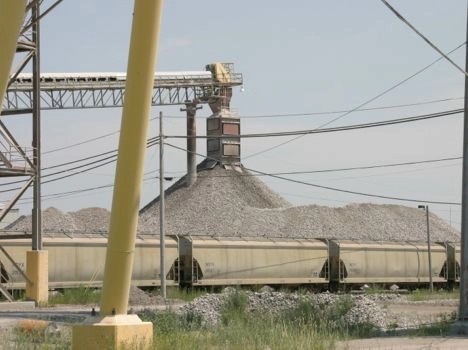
[4,165,460,242]
[178,289,388,329]
[5,207,111,234]
[128,286,166,306]
[138,165,460,242]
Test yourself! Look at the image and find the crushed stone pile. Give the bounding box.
[138,165,459,242]
[5,207,110,234]
[4,165,460,242]
[128,286,165,306]
[178,288,388,329]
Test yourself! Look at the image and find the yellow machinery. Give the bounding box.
[72,0,164,348]
[0,0,27,112]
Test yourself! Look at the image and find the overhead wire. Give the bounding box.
[243,41,466,160]
[9,138,463,205]
[166,108,462,139]
[240,97,463,118]
[165,142,461,206]
[380,0,467,76]
[40,96,462,156]
[2,106,460,197]
[2,106,459,192]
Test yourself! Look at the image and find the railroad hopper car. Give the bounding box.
[177,236,330,287]
[0,235,179,289]
[326,240,459,289]
[0,236,461,291]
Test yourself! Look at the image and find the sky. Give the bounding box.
[1,0,466,230]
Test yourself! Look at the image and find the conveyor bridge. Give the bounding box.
[2,65,243,115]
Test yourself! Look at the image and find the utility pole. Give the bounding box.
[457,2,468,328]
[418,205,433,292]
[159,111,166,298]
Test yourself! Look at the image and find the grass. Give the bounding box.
[408,288,459,301]
[162,287,209,302]
[9,319,71,349]
[48,286,101,305]
[1,288,460,349]
[139,290,378,349]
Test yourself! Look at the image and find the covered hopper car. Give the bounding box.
[0,234,178,289]
[0,235,461,292]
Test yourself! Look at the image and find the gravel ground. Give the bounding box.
[4,165,460,242]
[177,288,392,330]
[175,289,459,331]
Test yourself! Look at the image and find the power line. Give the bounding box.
[4,106,458,191]
[4,107,461,200]
[162,96,463,119]
[11,144,461,205]
[40,96,463,156]
[243,166,461,206]
[0,138,161,192]
[209,156,463,176]
[240,97,463,118]
[243,41,466,160]
[167,108,462,139]
[380,0,467,76]
[43,115,161,155]
[165,142,461,206]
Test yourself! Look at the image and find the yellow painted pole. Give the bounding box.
[0,0,27,111]
[100,0,164,316]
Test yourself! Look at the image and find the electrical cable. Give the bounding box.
[243,166,461,206]
[165,142,461,206]
[380,0,467,76]
[3,108,461,200]
[240,97,463,118]
[11,142,461,205]
[243,41,466,159]
[3,106,458,191]
[41,96,463,155]
[166,108,462,139]
[0,138,160,192]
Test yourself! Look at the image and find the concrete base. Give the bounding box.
[25,250,48,305]
[72,314,153,350]
[450,320,468,335]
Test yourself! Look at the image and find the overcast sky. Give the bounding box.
[2,0,466,230]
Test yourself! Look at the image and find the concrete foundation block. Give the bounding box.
[72,314,153,350]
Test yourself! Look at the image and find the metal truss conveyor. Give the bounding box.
[2,65,243,115]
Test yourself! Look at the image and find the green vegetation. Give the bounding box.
[1,289,460,349]
[161,287,209,302]
[48,286,101,305]
[408,288,459,302]
[8,320,71,349]
[139,291,378,350]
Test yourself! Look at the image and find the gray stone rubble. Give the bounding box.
[4,165,460,242]
[178,289,388,329]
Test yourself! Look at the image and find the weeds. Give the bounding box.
[220,289,248,325]
[12,320,71,349]
[408,288,459,302]
[48,286,101,305]
[163,287,208,302]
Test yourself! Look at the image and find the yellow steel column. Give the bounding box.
[0,0,27,109]
[100,0,163,316]
[72,1,163,348]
